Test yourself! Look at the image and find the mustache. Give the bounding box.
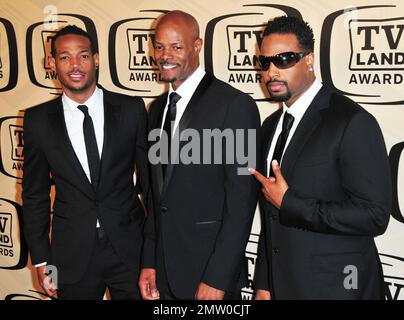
[159,60,180,66]
[67,69,85,75]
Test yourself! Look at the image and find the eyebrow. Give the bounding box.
[57,49,91,55]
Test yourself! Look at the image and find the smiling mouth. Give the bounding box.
[68,73,85,81]
[162,64,177,70]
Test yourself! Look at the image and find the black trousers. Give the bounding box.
[57,227,140,300]
[157,237,241,300]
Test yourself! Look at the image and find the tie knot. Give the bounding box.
[77,104,89,116]
[168,92,181,107]
[282,112,294,131]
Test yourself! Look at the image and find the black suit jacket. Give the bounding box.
[22,86,149,284]
[143,72,261,298]
[255,86,392,299]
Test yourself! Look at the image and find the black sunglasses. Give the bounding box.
[258,51,310,70]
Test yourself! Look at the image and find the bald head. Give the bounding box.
[156,10,200,41]
[154,10,203,90]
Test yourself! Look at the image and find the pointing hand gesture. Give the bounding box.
[249,160,288,209]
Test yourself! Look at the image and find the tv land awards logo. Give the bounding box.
[320,4,404,105]
[108,10,168,97]
[0,17,18,92]
[0,32,2,80]
[204,4,302,101]
[26,11,98,95]
[0,116,24,180]
[0,198,27,270]
[380,254,404,300]
[242,232,259,300]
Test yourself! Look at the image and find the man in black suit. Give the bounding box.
[250,16,392,300]
[139,10,261,300]
[22,25,149,299]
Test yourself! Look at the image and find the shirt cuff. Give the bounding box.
[35,262,47,268]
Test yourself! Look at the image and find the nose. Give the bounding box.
[160,47,173,61]
[264,62,280,79]
[69,56,81,68]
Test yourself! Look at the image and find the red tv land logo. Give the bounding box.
[204,4,302,101]
[0,17,18,92]
[0,198,27,270]
[26,13,98,95]
[108,10,167,97]
[0,116,24,180]
[320,4,404,105]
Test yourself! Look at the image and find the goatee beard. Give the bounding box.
[266,80,291,102]
[270,91,291,102]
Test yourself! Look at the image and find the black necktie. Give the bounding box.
[162,92,181,178]
[269,112,295,177]
[77,104,100,189]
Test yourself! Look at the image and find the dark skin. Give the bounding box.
[138,11,224,301]
[36,34,100,299]
[250,33,316,300]
[49,34,99,104]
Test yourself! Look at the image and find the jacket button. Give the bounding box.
[273,248,280,254]
[271,214,278,220]
[161,206,168,213]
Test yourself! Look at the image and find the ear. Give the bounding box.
[48,55,56,71]
[194,38,203,54]
[305,52,314,70]
[93,52,99,68]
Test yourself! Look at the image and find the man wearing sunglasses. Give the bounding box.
[250,16,391,299]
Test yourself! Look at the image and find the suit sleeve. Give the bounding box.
[134,98,150,211]
[202,93,261,291]
[253,222,270,291]
[279,111,392,236]
[141,103,156,268]
[22,109,51,265]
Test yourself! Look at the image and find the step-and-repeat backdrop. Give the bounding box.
[0,0,403,300]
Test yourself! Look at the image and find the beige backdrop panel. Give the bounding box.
[0,0,403,299]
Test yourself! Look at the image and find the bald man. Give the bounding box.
[139,11,261,300]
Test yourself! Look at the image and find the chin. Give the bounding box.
[270,93,291,102]
[161,76,176,84]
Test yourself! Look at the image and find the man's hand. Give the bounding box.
[255,289,271,300]
[37,265,58,298]
[195,282,225,300]
[138,268,160,300]
[249,160,288,209]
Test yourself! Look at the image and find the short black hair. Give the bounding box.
[51,25,97,57]
[263,16,314,52]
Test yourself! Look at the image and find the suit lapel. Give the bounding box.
[47,97,94,196]
[98,89,121,191]
[262,109,282,177]
[281,86,330,181]
[162,72,214,196]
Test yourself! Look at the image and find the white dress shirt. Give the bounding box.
[160,65,206,136]
[266,80,323,176]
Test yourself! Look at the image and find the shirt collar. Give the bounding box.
[62,86,102,112]
[168,66,206,100]
[282,79,323,119]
